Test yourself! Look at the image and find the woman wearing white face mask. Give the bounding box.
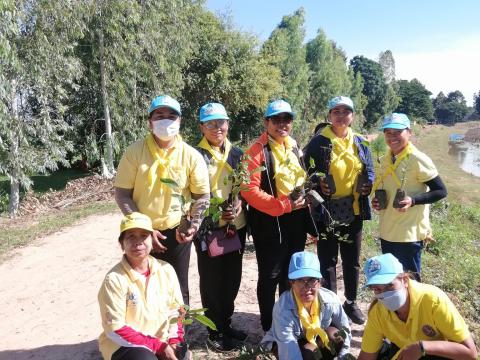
[358,253,477,360]
[114,95,210,305]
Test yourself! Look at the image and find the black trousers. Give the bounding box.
[251,210,308,331]
[379,341,449,360]
[195,226,246,334]
[111,342,189,360]
[151,227,192,305]
[316,216,363,301]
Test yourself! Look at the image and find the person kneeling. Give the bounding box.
[358,253,477,360]
[98,212,191,360]
[262,251,352,360]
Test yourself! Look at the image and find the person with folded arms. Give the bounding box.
[98,212,191,360]
[194,102,247,351]
[371,113,447,281]
[358,253,477,360]
[262,251,351,360]
[114,95,210,305]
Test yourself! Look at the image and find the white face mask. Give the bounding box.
[151,119,180,141]
[375,287,407,311]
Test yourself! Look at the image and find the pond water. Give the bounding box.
[448,142,480,177]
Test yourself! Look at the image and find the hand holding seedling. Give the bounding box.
[371,197,381,211]
[395,196,413,212]
[158,344,178,360]
[175,225,197,243]
[319,177,332,196]
[360,182,372,196]
[221,199,242,221]
[152,230,168,253]
[290,195,306,210]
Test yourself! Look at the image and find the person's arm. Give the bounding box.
[240,144,294,216]
[114,187,138,214]
[357,350,379,360]
[270,302,303,360]
[410,175,447,206]
[113,325,168,354]
[329,297,352,358]
[397,338,477,360]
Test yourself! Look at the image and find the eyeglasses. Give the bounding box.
[368,279,398,294]
[202,119,228,129]
[294,278,319,289]
[330,109,353,117]
[269,115,293,125]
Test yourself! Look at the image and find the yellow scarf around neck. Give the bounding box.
[146,133,179,194]
[292,290,330,350]
[372,142,413,191]
[197,136,233,192]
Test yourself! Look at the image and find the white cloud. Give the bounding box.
[394,34,480,106]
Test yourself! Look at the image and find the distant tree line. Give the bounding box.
[0,1,477,215]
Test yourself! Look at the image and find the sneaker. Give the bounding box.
[225,327,248,341]
[343,301,365,325]
[207,333,237,352]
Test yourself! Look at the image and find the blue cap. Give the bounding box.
[364,253,404,286]
[381,113,410,130]
[264,100,296,118]
[199,103,229,122]
[148,95,181,116]
[288,251,322,280]
[328,96,355,111]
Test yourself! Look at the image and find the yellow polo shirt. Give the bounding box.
[98,256,183,360]
[377,144,438,242]
[114,135,210,230]
[361,280,470,355]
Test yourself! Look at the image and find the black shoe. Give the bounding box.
[207,333,237,352]
[225,327,248,341]
[343,301,365,325]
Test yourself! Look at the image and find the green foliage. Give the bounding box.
[261,8,310,144]
[474,91,480,115]
[395,79,433,121]
[433,91,469,124]
[170,304,217,331]
[370,135,387,163]
[350,55,394,129]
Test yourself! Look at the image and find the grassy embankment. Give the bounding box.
[360,122,480,340]
[0,169,117,258]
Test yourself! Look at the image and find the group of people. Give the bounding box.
[97,94,477,360]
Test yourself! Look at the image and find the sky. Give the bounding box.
[206,0,480,106]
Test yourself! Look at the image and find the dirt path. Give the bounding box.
[0,212,365,360]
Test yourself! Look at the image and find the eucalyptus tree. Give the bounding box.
[0,0,84,216]
[260,8,310,143]
[67,0,202,176]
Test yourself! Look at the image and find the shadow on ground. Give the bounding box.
[0,339,101,360]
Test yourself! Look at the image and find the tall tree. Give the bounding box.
[0,0,84,216]
[433,90,468,124]
[180,11,281,144]
[350,55,392,129]
[304,30,352,123]
[474,92,480,115]
[395,79,433,121]
[378,50,396,83]
[261,8,310,143]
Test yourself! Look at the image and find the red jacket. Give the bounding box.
[241,132,293,216]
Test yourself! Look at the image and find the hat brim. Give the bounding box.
[364,273,398,287]
[329,103,354,112]
[200,114,229,122]
[149,104,181,116]
[381,123,409,130]
[288,269,322,280]
[265,110,296,119]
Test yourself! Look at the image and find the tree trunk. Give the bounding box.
[8,82,20,217]
[98,28,115,179]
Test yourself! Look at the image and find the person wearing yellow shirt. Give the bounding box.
[114,95,210,305]
[358,253,477,360]
[261,251,351,360]
[303,96,374,325]
[241,99,318,332]
[371,113,447,281]
[98,212,191,360]
[193,102,247,352]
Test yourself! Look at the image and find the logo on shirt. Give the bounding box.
[422,324,437,337]
[127,291,139,306]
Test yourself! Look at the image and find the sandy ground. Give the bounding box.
[0,212,366,360]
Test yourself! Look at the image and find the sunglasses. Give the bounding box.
[294,278,319,289]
